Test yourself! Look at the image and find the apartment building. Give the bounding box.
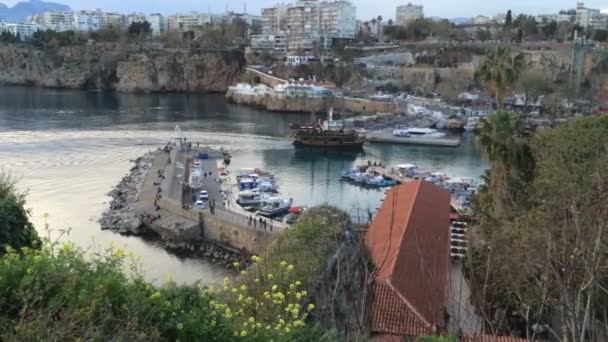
[0,22,43,40]
[262,5,288,34]
[285,0,320,49]
[167,12,222,32]
[73,10,104,32]
[575,2,600,29]
[146,14,167,37]
[320,0,357,39]
[396,2,423,27]
[262,0,356,50]
[250,34,287,52]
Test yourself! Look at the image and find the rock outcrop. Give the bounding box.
[99,154,153,235]
[0,44,245,92]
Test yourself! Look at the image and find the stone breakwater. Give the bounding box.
[164,240,245,269]
[98,154,153,235]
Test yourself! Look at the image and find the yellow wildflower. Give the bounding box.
[176,323,184,330]
[287,264,295,271]
[307,303,315,311]
[240,330,247,337]
[272,285,278,291]
[233,261,240,268]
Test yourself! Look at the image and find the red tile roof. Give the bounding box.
[367,180,452,337]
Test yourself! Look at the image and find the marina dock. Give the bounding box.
[366,131,461,147]
[381,170,470,215]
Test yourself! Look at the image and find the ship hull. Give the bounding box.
[293,140,364,150]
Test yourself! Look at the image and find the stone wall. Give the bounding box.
[341,97,399,113]
[157,197,276,254]
[245,67,287,88]
[202,214,276,255]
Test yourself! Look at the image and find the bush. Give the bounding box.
[0,241,326,341]
[0,173,38,255]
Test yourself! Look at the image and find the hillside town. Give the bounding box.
[1,0,608,342]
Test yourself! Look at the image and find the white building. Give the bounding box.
[285,0,321,50]
[320,0,357,40]
[73,10,104,32]
[575,2,600,29]
[167,12,222,32]
[102,12,124,27]
[591,14,608,30]
[146,14,166,37]
[536,13,573,24]
[471,15,491,25]
[262,4,288,34]
[0,22,43,40]
[396,2,423,27]
[493,13,506,25]
[250,34,287,52]
[262,0,356,50]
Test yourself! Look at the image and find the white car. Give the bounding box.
[194,161,201,167]
[199,190,209,200]
[195,200,205,209]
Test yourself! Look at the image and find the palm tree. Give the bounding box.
[475,47,524,109]
[476,111,533,218]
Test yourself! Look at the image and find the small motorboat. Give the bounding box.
[257,196,292,217]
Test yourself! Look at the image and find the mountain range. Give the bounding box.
[0,0,70,23]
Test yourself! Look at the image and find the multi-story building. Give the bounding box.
[167,12,222,32]
[33,11,73,31]
[73,10,104,32]
[262,0,356,50]
[396,2,423,27]
[285,0,321,49]
[262,5,288,34]
[591,14,608,30]
[319,0,357,40]
[146,14,166,37]
[250,34,287,52]
[575,2,600,29]
[102,12,124,27]
[224,12,262,36]
[536,13,574,24]
[0,22,43,40]
[471,15,491,25]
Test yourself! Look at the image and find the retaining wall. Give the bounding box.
[157,197,276,254]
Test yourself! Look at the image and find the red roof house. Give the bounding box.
[366,180,452,339]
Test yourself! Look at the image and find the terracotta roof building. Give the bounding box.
[366,180,452,339]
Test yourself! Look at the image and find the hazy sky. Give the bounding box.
[3,0,608,20]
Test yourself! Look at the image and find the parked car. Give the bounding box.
[199,190,209,201]
[195,200,205,209]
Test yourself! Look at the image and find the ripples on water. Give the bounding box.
[0,86,487,284]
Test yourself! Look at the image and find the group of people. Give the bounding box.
[248,216,273,231]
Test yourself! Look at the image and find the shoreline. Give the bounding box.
[99,147,248,270]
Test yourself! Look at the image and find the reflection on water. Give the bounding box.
[0,86,487,284]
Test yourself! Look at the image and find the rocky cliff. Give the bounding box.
[0,44,245,92]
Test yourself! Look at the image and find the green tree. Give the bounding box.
[516,69,554,108]
[475,112,533,221]
[128,21,151,40]
[593,29,608,42]
[0,174,39,254]
[505,10,512,29]
[541,20,558,40]
[475,47,524,109]
[470,116,608,341]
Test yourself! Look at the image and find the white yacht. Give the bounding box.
[257,196,292,217]
[393,128,446,138]
[236,190,263,206]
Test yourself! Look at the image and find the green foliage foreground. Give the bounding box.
[0,242,327,341]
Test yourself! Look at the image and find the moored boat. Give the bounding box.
[257,196,292,217]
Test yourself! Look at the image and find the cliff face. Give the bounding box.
[0,44,245,92]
